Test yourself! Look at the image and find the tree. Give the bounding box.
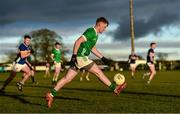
[30,28,67,65]
[157,52,168,60]
[6,28,68,67]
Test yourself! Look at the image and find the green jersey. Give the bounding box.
[77,27,98,57]
[52,48,62,63]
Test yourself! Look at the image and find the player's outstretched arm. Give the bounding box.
[91,46,114,66]
[91,46,103,58]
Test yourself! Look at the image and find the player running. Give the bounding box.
[45,17,127,108]
[128,52,138,79]
[142,42,157,84]
[0,35,33,92]
[51,42,62,84]
[22,55,38,85]
[44,60,51,78]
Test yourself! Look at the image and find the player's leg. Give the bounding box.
[86,72,90,81]
[0,70,17,92]
[142,64,151,79]
[130,64,135,78]
[44,69,47,78]
[52,64,60,83]
[47,69,51,77]
[46,67,78,108]
[16,65,31,91]
[55,64,61,82]
[80,70,85,81]
[30,70,38,85]
[52,68,56,83]
[87,63,126,95]
[147,64,156,84]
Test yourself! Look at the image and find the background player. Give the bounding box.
[51,42,62,84]
[0,35,33,92]
[128,52,138,79]
[80,69,90,81]
[143,42,157,84]
[44,60,51,78]
[46,17,127,108]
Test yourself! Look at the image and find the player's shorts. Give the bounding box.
[130,64,137,68]
[12,63,27,72]
[45,67,49,71]
[54,62,61,68]
[75,56,94,70]
[147,62,154,67]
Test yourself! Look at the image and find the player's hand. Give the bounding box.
[70,54,77,67]
[30,49,34,54]
[101,56,114,66]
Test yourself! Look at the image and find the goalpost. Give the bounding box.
[130,0,135,53]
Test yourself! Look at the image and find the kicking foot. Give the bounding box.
[46,92,54,108]
[114,82,127,95]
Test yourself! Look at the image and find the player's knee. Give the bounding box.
[93,70,102,77]
[152,70,156,75]
[154,71,156,75]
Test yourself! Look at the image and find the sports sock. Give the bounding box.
[31,76,35,83]
[51,89,57,97]
[109,82,116,91]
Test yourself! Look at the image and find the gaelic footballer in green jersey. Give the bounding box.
[46,17,127,108]
[51,42,62,84]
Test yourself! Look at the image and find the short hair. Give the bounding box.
[150,42,156,46]
[24,35,31,39]
[55,42,61,46]
[96,17,109,26]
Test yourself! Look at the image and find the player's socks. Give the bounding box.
[16,82,23,91]
[80,77,83,81]
[142,73,149,79]
[31,76,35,83]
[109,82,116,91]
[86,76,90,81]
[51,89,57,97]
[147,80,151,84]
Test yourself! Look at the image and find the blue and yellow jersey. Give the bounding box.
[15,43,30,64]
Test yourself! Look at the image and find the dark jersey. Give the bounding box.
[147,48,154,63]
[129,54,137,64]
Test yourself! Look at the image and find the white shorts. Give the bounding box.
[147,62,154,67]
[75,56,93,69]
[54,62,61,68]
[130,64,137,68]
[12,63,27,72]
[45,67,50,71]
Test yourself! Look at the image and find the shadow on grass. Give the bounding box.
[0,92,45,107]
[0,91,87,106]
[123,91,180,98]
[62,87,180,98]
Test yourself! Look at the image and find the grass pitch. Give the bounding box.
[0,70,180,113]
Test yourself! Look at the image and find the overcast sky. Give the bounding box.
[0,0,180,62]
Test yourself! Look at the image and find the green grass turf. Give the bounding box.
[0,70,180,113]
